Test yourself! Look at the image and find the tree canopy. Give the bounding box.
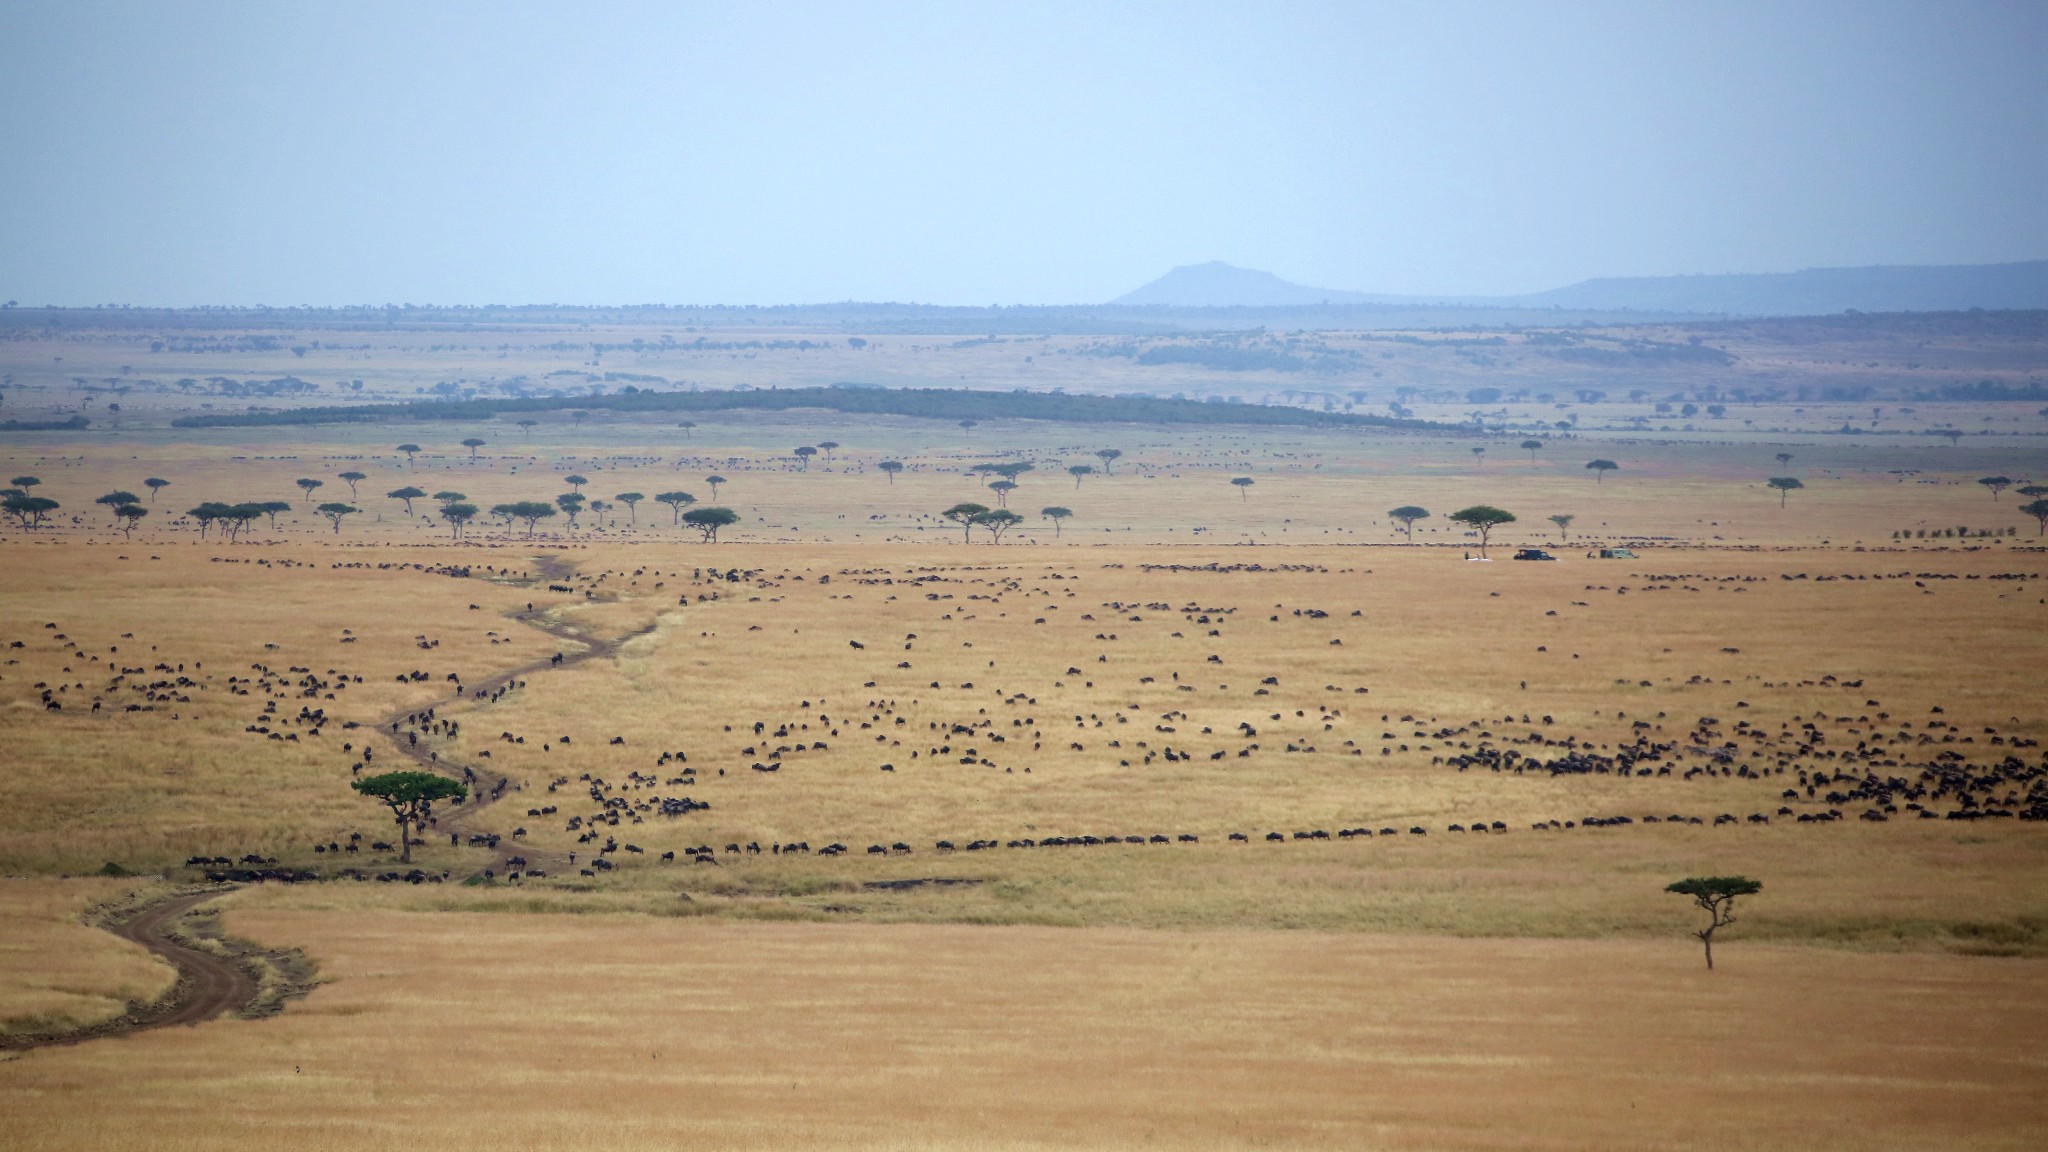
[681,505,738,542]
[1766,476,1804,507]
[351,771,466,864]
[1448,505,1516,556]
[1388,505,1429,539]
[1586,459,1619,482]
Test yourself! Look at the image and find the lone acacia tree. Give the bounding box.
[2020,498,2048,537]
[1767,476,1804,507]
[1094,448,1121,475]
[1979,476,2012,501]
[144,477,170,502]
[1231,476,1254,500]
[682,506,738,543]
[564,474,588,494]
[397,443,421,466]
[794,446,817,470]
[317,502,358,533]
[1449,505,1515,557]
[1520,439,1543,463]
[1042,506,1072,537]
[1548,513,1574,541]
[1388,505,1429,540]
[338,471,366,498]
[1586,459,1618,484]
[1665,875,1761,969]
[351,771,466,864]
[388,486,427,516]
[615,492,643,523]
[296,477,323,502]
[879,460,903,484]
[942,502,989,543]
[1775,452,1793,469]
[988,479,1017,507]
[1067,464,1093,488]
[517,419,539,440]
[705,475,726,499]
[462,437,485,460]
[655,490,696,523]
[816,441,839,457]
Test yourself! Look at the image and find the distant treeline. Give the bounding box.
[167,386,1441,431]
[0,415,90,432]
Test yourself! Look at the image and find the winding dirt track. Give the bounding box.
[377,556,662,875]
[1,888,251,1052]
[7,558,646,1053]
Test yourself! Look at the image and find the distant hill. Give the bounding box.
[1112,262,1388,307]
[1112,259,2048,316]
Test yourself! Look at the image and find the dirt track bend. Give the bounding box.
[378,556,664,876]
[1,887,253,1053]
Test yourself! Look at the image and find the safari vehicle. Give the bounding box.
[1591,547,1638,559]
[1511,549,1558,561]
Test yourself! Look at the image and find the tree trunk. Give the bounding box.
[398,815,412,863]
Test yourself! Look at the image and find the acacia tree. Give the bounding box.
[1471,446,1485,467]
[705,475,726,499]
[682,506,738,543]
[1775,452,1793,469]
[10,476,40,492]
[1448,505,1515,557]
[2019,498,2048,537]
[462,437,485,460]
[1665,875,1761,970]
[616,492,643,523]
[879,461,903,484]
[493,501,556,537]
[144,477,170,502]
[338,471,366,498]
[988,480,1017,507]
[442,502,478,540]
[973,508,1023,544]
[517,419,539,440]
[794,446,817,470]
[258,500,292,528]
[1388,505,1429,540]
[1520,439,1543,463]
[188,503,223,538]
[1548,513,1574,541]
[942,502,989,543]
[95,491,140,520]
[397,443,421,466]
[564,474,588,494]
[556,493,585,527]
[317,502,358,533]
[655,490,696,523]
[388,486,427,515]
[1042,506,1072,537]
[115,504,148,538]
[1094,448,1121,475]
[1231,476,1254,500]
[351,771,466,864]
[1979,476,2012,501]
[4,493,58,530]
[1586,459,1618,484]
[432,490,465,509]
[1067,464,1093,488]
[1767,477,1804,507]
[296,478,323,503]
[816,441,839,457]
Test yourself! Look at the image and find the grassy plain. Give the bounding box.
[1,362,2045,1146]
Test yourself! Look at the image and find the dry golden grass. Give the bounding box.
[4,903,2045,1151]
[0,878,176,1036]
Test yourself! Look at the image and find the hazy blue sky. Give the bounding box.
[1,1,2042,306]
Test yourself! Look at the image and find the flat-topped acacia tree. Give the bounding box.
[1448,505,1515,557]
[655,491,696,523]
[1042,506,1072,537]
[1665,876,1761,970]
[1388,505,1429,540]
[682,506,738,543]
[942,502,989,543]
[972,507,1022,544]
[1767,477,1803,507]
[115,504,147,538]
[1979,476,2011,501]
[388,486,426,515]
[2021,498,2048,536]
[493,501,556,537]
[317,502,358,533]
[1548,513,1574,541]
[338,471,366,498]
[879,461,903,484]
[442,502,477,539]
[1231,476,1254,500]
[1094,448,1121,475]
[1067,464,1092,488]
[144,477,170,501]
[615,492,643,523]
[351,771,466,864]
[1520,439,1543,463]
[462,437,485,460]
[1586,459,1618,484]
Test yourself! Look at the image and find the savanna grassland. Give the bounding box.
[2,312,2046,1149]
